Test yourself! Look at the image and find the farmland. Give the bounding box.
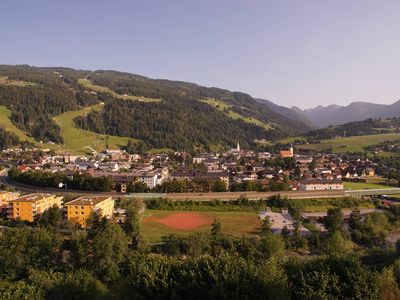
[291,133,400,153]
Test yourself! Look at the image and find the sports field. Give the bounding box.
[141,210,261,242]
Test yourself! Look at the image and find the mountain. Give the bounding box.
[255,98,316,129]
[297,101,400,127]
[0,65,313,152]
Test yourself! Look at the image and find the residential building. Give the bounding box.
[0,191,20,214]
[7,193,63,222]
[65,196,114,227]
[299,179,343,191]
[280,146,294,158]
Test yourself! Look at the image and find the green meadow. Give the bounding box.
[202,98,272,130]
[78,79,161,103]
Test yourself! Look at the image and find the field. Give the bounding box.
[0,106,35,142]
[201,98,272,130]
[343,181,389,190]
[141,210,261,242]
[53,104,134,154]
[78,79,161,103]
[294,133,400,153]
[0,76,35,87]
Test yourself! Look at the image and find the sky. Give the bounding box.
[1,0,400,109]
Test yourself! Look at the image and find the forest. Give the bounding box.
[305,118,400,141]
[1,199,400,299]
[0,65,314,151]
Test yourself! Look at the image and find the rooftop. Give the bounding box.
[9,193,57,203]
[65,196,112,206]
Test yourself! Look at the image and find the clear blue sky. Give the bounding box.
[1,0,400,108]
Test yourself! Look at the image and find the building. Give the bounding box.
[299,179,343,191]
[7,193,63,222]
[0,191,20,215]
[138,173,158,189]
[280,146,294,158]
[65,196,114,227]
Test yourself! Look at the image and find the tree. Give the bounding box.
[211,218,221,238]
[87,222,129,282]
[258,234,285,259]
[349,207,362,232]
[324,207,344,234]
[39,205,63,228]
[324,231,353,256]
[123,204,141,247]
[0,227,62,280]
[260,217,272,237]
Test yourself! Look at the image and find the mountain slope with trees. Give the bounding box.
[0,65,314,152]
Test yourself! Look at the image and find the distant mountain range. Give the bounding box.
[292,101,400,128]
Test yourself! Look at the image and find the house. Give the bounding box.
[299,179,343,191]
[65,196,114,227]
[138,172,158,189]
[7,193,63,222]
[280,146,294,158]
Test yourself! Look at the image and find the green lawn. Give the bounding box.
[141,210,261,242]
[53,104,135,154]
[296,133,400,153]
[343,181,389,190]
[201,98,272,130]
[78,79,161,103]
[0,106,35,142]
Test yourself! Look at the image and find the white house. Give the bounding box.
[299,179,343,191]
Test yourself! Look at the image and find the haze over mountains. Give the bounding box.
[293,101,400,128]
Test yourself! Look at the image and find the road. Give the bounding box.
[0,169,347,200]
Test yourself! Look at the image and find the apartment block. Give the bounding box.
[7,193,63,222]
[65,196,114,227]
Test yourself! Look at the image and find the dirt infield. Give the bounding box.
[144,212,213,230]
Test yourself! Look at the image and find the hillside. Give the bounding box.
[256,98,316,128]
[296,100,400,127]
[0,65,313,152]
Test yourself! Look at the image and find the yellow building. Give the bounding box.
[65,196,114,227]
[7,193,63,222]
[0,191,20,210]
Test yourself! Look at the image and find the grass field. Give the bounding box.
[0,106,35,142]
[202,98,272,130]
[78,79,161,103]
[141,210,261,242]
[295,133,400,153]
[0,76,35,87]
[343,181,389,190]
[53,104,134,154]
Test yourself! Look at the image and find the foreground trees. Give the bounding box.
[2,212,400,299]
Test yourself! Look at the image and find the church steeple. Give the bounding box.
[237,142,240,152]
